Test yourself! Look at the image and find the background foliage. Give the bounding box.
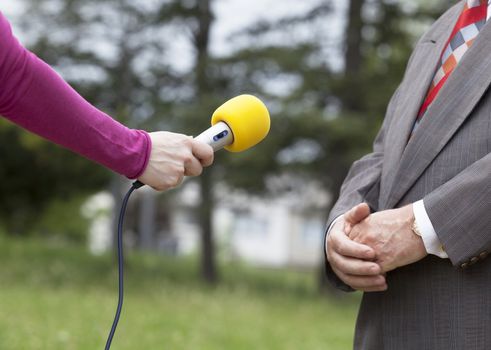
[0,0,450,348]
[0,0,450,280]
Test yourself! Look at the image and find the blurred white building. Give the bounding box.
[172,178,329,267]
[85,176,330,268]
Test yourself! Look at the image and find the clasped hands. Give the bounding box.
[325,203,427,292]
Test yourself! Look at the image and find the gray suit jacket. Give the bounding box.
[325,2,491,349]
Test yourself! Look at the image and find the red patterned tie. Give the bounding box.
[415,0,488,126]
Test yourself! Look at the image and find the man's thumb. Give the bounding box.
[344,203,371,225]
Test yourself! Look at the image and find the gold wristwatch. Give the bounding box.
[411,219,422,237]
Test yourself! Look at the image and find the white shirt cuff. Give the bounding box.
[327,215,344,236]
[413,200,448,258]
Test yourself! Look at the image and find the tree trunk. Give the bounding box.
[138,188,157,250]
[318,0,366,292]
[343,0,365,112]
[199,170,217,283]
[345,0,364,75]
[194,0,217,284]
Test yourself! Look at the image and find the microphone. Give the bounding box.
[133,94,269,190]
[195,94,270,152]
[106,95,270,350]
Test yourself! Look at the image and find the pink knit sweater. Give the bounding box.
[0,12,150,179]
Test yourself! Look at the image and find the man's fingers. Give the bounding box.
[191,139,214,167]
[344,203,371,225]
[332,267,387,291]
[330,228,375,260]
[359,284,388,292]
[329,250,381,276]
[327,220,387,292]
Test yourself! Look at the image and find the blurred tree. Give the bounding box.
[193,0,218,284]
[152,0,219,283]
[3,0,177,240]
[0,119,108,234]
[194,0,451,289]
[7,0,224,283]
[1,0,452,284]
[154,0,220,283]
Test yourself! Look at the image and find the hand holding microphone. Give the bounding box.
[137,132,214,191]
[137,95,270,191]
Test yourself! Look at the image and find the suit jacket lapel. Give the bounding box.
[385,12,491,209]
[379,4,461,209]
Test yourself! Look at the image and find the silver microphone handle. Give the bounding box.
[194,121,234,152]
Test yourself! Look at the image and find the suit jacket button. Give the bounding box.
[470,257,479,265]
[461,262,469,269]
[479,251,489,259]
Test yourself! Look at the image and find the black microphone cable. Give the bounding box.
[104,180,144,350]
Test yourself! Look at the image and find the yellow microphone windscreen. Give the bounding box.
[211,95,270,152]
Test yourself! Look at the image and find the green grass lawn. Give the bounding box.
[0,235,360,349]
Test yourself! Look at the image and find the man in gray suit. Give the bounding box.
[324,1,491,349]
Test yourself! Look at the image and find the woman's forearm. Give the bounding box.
[0,12,150,179]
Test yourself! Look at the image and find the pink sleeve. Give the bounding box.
[0,12,151,179]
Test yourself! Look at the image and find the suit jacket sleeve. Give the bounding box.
[424,152,491,267]
[323,87,401,291]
